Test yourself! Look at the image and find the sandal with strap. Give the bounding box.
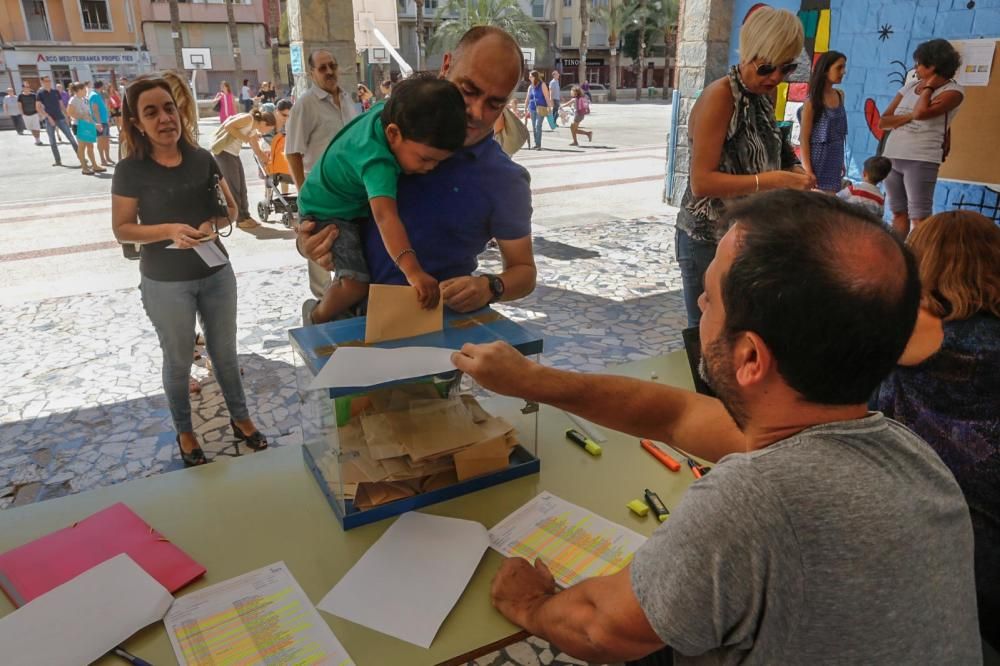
[176,435,208,467]
[231,418,268,451]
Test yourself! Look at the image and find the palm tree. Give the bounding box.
[226,0,244,92]
[578,0,589,86]
[168,0,184,72]
[416,0,426,70]
[269,0,281,88]
[632,0,647,100]
[593,0,639,102]
[429,0,547,55]
[646,0,678,98]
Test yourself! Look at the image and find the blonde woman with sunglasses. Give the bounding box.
[675,7,815,327]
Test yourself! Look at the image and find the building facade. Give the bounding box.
[1,0,148,91]
[554,0,674,89]
[138,0,273,98]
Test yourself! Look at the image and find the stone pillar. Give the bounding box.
[286,0,358,98]
[666,0,732,206]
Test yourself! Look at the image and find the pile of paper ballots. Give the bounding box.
[320,384,519,508]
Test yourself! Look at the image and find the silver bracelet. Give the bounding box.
[393,248,416,266]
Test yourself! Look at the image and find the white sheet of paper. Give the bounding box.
[953,39,997,86]
[192,242,229,267]
[165,561,355,666]
[317,511,489,649]
[0,553,173,666]
[307,345,457,391]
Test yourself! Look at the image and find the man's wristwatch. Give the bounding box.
[484,274,505,303]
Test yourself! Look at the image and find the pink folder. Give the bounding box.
[0,502,205,607]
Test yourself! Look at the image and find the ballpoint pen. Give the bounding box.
[112,646,153,666]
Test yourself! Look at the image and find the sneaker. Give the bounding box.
[302,298,318,327]
[237,218,259,229]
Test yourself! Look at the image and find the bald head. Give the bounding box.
[453,26,524,77]
[441,27,523,145]
[718,190,920,405]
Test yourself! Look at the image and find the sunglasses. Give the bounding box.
[756,62,798,77]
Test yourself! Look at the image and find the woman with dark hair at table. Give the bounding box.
[111,75,269,466]
[880,39,965,238]
[675,6,814,326]
[876,210,1000,654]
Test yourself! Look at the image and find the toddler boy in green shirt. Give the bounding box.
[297,76,468,322]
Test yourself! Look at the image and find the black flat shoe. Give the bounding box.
[231,419,268,451]
[176,435,208,467]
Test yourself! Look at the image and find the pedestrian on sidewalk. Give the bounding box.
[564,86,592,146]
[547,70,561,130]
[67,82,103,175]
[3,88,24,134]
[36,75,78,166]
[522,70,551,151]
[210,108,276,229]
[17,83,41,144]
[214,81,237,124]
[112,75,269,466]
[240,79,254,113]
[108,85,123,136]
[89,80,114,166]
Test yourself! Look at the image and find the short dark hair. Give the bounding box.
[914,39,962,79]
[93,80,104,89]
[380,74,466,152]
[276,98,293,111]
[863,156,892,184]
[720,190,920,405]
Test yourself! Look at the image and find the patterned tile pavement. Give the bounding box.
[0,211,685,666]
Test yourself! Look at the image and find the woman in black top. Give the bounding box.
[111,76,268,466]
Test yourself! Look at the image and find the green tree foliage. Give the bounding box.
[429,0,547,55]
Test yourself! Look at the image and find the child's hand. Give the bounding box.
[408,271,440,309]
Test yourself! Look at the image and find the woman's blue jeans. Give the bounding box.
[530,108,544,148]
[675,227,718,327]
[140,264,250,433]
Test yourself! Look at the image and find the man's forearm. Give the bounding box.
[498,264,536,301]
[514,578,661,663]
[518,364,740,460]
[287,153,305,190]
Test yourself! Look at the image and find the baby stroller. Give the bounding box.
[253,146,298,228]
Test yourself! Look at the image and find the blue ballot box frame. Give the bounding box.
[289,308,543,530]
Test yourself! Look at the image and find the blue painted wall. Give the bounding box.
[728,0,1000,215]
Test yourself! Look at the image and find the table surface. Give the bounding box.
[0,351,696,666]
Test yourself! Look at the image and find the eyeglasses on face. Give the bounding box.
[314,63,338,73]
[755,61,798,77]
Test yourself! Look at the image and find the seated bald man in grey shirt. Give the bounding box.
[452,191,980,664]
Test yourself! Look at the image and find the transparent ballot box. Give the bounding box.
[289,309,541,530]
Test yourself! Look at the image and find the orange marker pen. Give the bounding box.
[640,439,681,472]
[687,458,703,479]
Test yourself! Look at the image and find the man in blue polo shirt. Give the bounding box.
[36,75,77,167]
[298,26,536,321]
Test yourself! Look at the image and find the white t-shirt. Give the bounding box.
[221,114,255,156]
[882,79,964,164]
[241,85,252,101]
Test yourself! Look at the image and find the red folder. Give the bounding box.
[0,502,205,607]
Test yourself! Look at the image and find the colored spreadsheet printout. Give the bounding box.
[488,492,647,588]
[164,561,355,666]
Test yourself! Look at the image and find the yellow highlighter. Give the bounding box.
[627,499,650,517]
[566,428,602,456]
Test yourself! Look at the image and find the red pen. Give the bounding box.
[640,439,681,472]
[687,458,703,479]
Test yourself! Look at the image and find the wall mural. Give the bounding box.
[728,0,999,218]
